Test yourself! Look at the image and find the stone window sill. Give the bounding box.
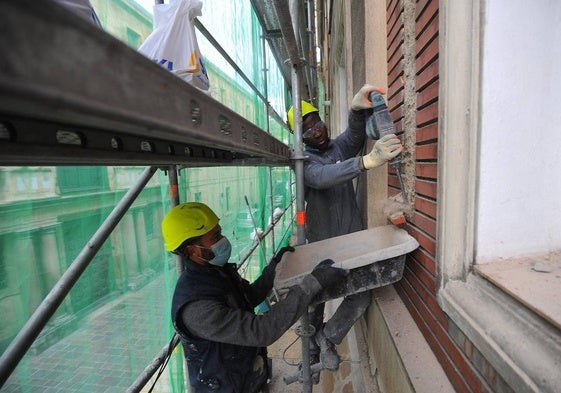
[474,254,561,331]
[438,273,561,392]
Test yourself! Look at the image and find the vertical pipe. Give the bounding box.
[166,165,184,274]
[0,166,158,387]
[306,0,318,105]
[262,30,277,252]
[288,2,314,390]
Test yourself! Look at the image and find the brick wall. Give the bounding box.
[386,1,496,392]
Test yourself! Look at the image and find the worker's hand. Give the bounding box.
[270,246,295,268]
[362,134,403,169]
[351,84,386,111]
[310,259,349,289]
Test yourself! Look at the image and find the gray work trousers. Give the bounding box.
[311,290,372,345]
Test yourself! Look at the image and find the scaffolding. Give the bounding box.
[0,0,319,391]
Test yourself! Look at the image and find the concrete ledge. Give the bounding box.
[364,285,454,393]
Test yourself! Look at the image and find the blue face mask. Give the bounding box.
[200,237,232,266]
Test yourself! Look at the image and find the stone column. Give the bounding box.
[121,213,139,277]
[1,233,30,337]
[40,226,60,288]
[134,209,148,272]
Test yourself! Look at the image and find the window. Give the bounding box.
[437,3,561,392]
[57,167,109,194]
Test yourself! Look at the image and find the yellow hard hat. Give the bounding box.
[287,101,319,132]
[161,202,219,252]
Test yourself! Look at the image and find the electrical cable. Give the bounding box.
[281,334,302,367]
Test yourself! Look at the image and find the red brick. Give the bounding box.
[387,0,402,32]
[406,255,437,295]
[416,141,438,160]
[407,225,436,256]
[398,269,447,329]
[416,36,439,74]
[388,174,400,190]
[388,46,403,77]
[416,58,439,91]
[416,122,438,143]
[415,178,437,199]
[388,64,404,90]
[388,18,403,50]
[416,101,438,126]
[410,211,436,238]
[417,79,439,109]
[388,89,404,112]
[416,0,439,37]
[390,105,404,123]
[416,0,439,21]
[388,83,404,101]
[415,194,437,219]
[416,14,439,53]
[416,162,438,179]
[411,247,436,276]
[388,187,400,200]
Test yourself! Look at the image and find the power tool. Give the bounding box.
[366,91,408,225]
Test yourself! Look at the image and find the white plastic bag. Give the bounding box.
[138,0,210,93]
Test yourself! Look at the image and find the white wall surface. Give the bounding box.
[477,0,561,261]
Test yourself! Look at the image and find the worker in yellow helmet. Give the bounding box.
[286,85,403,374]
[163,202,348,393]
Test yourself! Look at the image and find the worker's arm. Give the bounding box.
[335,84,383,157]
[242,246,294,307]
[333,110,368,158]
[303,109,370,190]
[181,275,320,347]
[181,260,347,347]
[304,154,363,190]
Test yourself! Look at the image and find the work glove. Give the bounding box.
[362,134,403,169]
[310,259,349,289]
[270,246,295,268]
[351,84,386,111]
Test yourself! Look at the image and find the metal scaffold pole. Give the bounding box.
[166,165,185,274]
[272,0,315,390]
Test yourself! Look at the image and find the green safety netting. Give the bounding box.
[0,1,295,392]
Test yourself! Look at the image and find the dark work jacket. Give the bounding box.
[171,261,268,393]
[304,110,368,242]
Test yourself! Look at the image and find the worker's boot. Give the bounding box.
[314,326,340,371]
[309,353,321,384]
[309,341,321,384]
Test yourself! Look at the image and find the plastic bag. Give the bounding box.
[138,0,210,93]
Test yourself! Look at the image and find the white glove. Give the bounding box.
[362,134,403,169]
[351,84,386,111]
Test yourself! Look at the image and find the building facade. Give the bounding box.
[318,1,561,392]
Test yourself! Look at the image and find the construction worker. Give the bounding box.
[286,85,403,372]
[162,202,348,393]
